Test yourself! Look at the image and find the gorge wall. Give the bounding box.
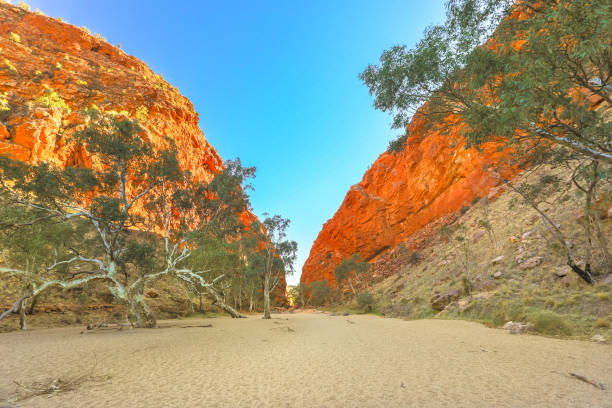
[0,3,285,298]
[301,112,521,286]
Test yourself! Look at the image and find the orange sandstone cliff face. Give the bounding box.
[0,3,221,179]
[301,113,521,286]
[0,3,286,299]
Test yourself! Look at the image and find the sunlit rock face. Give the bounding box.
[301,111,521,286]
[0,3,286,301]
[0,3,222,177]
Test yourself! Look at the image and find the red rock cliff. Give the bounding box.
[0,3,286,300]
[0,3,221,179]
[301,112,520,286]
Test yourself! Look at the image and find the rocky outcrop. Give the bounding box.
[301,111,521,286]
[0,3,286,300]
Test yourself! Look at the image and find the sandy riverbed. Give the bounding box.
[0,311,610,408]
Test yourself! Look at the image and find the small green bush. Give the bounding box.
[34,86,71,112]
[0,92,9,112]
[528,310,573,336]
[4,59,17,74]
[387,133,408,154]
[357,291,376,312]
[8,32,21,43]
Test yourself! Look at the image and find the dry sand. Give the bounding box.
[0,311,610,408]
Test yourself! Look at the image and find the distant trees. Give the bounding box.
[307,280,331,307]
[361,0,611,281]
[334,254,370,295]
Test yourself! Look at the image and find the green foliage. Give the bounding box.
[0,92,9,112]
[361,0,612,165]
[528,310,573,337]
[356,291,376,312]
[134,105,148,122]
[308,280,331,306]
[386,133,408,154]
[4,59,17,75]
[408,251,423,265]
[8,32,20,43]
[334,253,370,286]
[34,87,70,112]
[17,1,30,11]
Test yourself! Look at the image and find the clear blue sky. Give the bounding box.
[23,0,445,285]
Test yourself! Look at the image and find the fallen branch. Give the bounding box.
[180,324,213,328]
[9,373,111,402]
[569,372,605,390]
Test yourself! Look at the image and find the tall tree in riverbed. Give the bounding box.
[254,214,297,319]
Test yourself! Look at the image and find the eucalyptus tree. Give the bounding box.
[153,159,257,318]
[0,110,250,327]
[252,214,297,319]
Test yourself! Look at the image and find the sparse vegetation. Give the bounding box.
[134,105,148,122]
[386,133,408,154]
[3,58,17,74]
[528,311,573,337]
[0,92,9,112]
[16,1,29,11]
[33,86,70,112]
[8,32,20,43]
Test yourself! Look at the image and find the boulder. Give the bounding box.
[515,251,534,264]
[519,256,543,270]
[503,321,531,334]
[430,288,462,311]
[493,270,504,279]
[555,265,571,278]
[491,255,505,265]
[473,279,497,291]
[591,334,606,343]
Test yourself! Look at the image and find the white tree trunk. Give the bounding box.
[263,276,271,319]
